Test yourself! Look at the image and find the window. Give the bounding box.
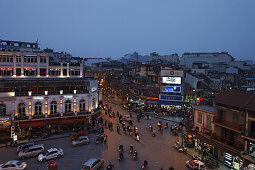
[206,115,211,130]
[18,103,26,116]
[65,100,71,113]
[92,98,96,108]
[79,99,86,111]
[34,102,42,115]
[0,104,6,115]
[50,101,57,114]
[197,112,202,123]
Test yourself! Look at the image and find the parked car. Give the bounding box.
[18,144,44,160]
[186,160,206,170]
[124,115,132,122]
[17,141,35,153]
[0,160,27,170]
[72,136,89,147]
[81,158,104,170]
[38,148,64,162]
[71,132,87,141]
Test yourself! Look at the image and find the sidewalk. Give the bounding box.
[145,111,183,123]
[0,133,71,148]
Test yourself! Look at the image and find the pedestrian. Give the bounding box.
[5,140,8,148]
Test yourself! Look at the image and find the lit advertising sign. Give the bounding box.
[161,86,181,93]
[159,94,183,101]
[162,77,181,84]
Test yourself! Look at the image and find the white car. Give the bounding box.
[186,160,206,170]
[38,148,64,162]
[0,160,27,170]
[72,136,89,147]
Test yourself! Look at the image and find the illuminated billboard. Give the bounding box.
[162,77,181,84]
[161,86,181,93]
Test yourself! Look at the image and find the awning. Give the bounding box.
[30,120,45,128]
[158,100,184,106]
[145,100,158,105]
[19,122,30,129]
[62,118,75,124]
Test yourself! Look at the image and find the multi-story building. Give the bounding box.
[0,40,100,143]
[212,89,255,169]
[158,66,184,108]
[150,52,179,64]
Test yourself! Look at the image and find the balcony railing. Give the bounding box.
[211,133,243,151]
[14,115,29,121]
[77,111,90,115]
[48,113,61,118]
[32,114,45,119]
[242,130,255,140]
[63,112,75,116]
[213,117,243,131]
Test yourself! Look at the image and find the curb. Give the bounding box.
[0,134,70,148]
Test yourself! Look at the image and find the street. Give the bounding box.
[0,97,192,170]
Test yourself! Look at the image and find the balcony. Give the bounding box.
[213,117,243,132]
[242,130,255,141]
[211,133,244,151]
[63,112,75,117]
[14,115,29,121]
[48,113,61,118]
[77,111,90,115]
[32,114,44,119]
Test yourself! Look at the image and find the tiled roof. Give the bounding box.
[214,89,255,111]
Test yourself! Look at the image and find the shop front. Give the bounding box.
[224,152,243,170]
[0,116,12,143]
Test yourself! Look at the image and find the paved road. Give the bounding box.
[0,98,192,170]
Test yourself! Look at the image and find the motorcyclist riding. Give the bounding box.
[133,150,138,159]
[130,144,134,153]
[106,162,114,170]
[149,125,153,132]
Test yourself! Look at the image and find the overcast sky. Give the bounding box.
[1,0,255,60]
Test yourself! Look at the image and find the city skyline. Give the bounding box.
[1,0,255,61]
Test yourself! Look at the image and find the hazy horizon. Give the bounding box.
[1,0,255,61]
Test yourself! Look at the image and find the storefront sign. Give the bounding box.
[159,94,183,101]
[64,95,73,98]
[0,117,10,123]
[162,77,181,85]
[33,96,44,100]
[161,85,181,93]
[13,135,17,141]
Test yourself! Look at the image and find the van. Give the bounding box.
[18,144,44,159]
[81,158,104,170]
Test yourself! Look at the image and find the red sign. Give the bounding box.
[1,68,13,70]
[25,68,37,70]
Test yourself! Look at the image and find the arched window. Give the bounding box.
[50,101,57,114]
[34,102,42,115]
[79,99,86,111]
[18,103,26,116]
[92,98,96,108]
[65,100,71,113]
[0,104,6,115]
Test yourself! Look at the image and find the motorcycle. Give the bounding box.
[133,151,138,160]
[130,145,133,154]
[118,151,123,161]
[106,162,114,170]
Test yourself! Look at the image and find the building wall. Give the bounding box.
[0,92,98,118]
[193,107,215,133]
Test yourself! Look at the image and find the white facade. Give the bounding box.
[150,53,179,63]
[180,52,234,69]
[0,51,83,78]
[0,91,98,119]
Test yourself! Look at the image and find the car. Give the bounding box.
[186,160,206,170]
[81,158,104,170]
[18,144,44,160]
[71,132,87,141]
[38,148,64,162]
[124,115,132,122]
[72,136,89,147]
[0,160,27,170]
[17,141,35,153]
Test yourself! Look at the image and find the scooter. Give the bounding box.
[118,152,123,161]
[133,151,138,160]
[106,162,114,170]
